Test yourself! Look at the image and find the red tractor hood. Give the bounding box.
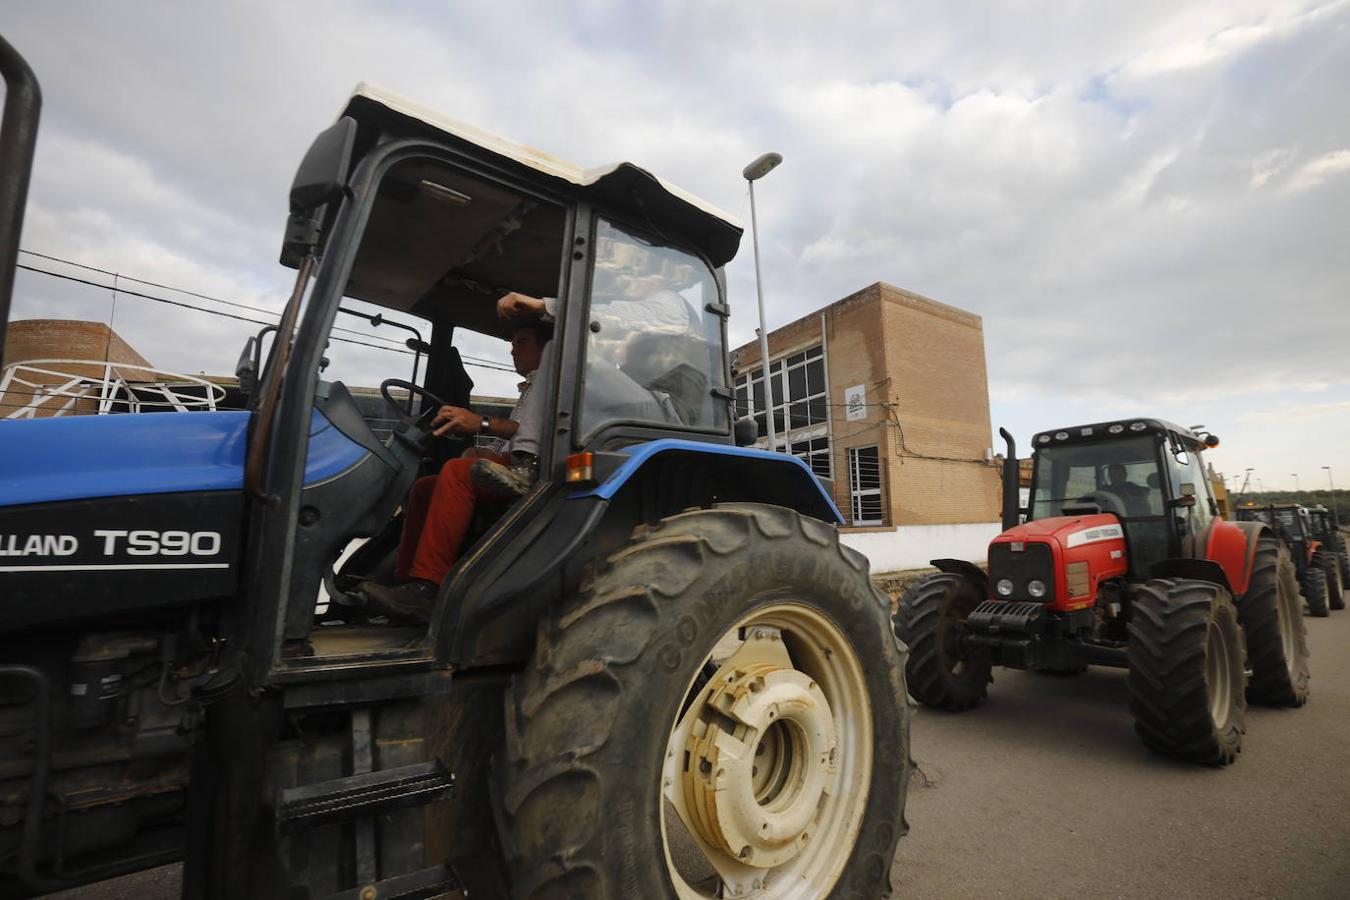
[994,513,1123,550]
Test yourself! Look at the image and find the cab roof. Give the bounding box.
[1032,418,1208,450]
[341,85,744,268]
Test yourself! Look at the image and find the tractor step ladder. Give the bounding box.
[275,760,455,832]
[320,864,463,900]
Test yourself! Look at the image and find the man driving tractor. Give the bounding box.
[361,294,552,622]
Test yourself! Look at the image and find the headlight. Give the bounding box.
[1027,579,1048,598]
[996,578,1014,597]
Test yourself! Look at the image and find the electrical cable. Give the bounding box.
[14,261,516,373]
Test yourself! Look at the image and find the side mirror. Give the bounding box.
[234,336,258,395]
[289,117,357,215]
[733,416,758,447]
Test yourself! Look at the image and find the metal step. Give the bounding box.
[322,864,462,900]
[276,760,455,832]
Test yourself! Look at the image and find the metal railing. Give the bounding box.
[0,358,226,418]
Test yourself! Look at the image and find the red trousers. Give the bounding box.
[397,458,497,585]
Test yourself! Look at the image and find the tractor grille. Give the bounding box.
[988,541,1056,602]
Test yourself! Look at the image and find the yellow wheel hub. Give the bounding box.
[681,630,836,869]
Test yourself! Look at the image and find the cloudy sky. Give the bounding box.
[6,1,1348,491]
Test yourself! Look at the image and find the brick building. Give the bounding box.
[733,282,1000,530]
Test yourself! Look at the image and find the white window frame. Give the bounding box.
[847,445,883,526]
[735,345,830,478]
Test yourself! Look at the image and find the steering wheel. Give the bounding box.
[380,378,453,427]
[1075,490,1128,518]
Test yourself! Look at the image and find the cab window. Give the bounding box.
[579,218,728,440]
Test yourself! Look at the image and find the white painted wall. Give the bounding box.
[840,522,1001,574]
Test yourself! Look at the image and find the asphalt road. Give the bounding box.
[891,604,1350,899]
[47,606,1350,899]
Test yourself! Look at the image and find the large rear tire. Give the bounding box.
[1239,537,1311,706]
[1315,550,1344,611]
[1335,532,1350,583]
[893,573,991,710]
[1127,578,1246,765]
[503,504,911,900]
[1303,564,1330,617]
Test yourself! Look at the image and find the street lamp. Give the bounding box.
[744,151,783,452]
[1323,466,1335,492]
[1291,473,1300,495]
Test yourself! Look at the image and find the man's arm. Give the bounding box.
[431,405,520,440]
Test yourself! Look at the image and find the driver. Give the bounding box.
[1104,463,1152,517]
[360,316,552,623]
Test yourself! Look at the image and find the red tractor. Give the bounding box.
[895,418,1309,765]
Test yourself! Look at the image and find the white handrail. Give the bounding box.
[0,359,228,418]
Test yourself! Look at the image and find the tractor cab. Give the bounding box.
[1237,502,1313,566]
[1024,419,1221,580]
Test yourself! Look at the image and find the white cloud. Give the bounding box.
[1283,149,1350,192]
[1238,398,1350,424]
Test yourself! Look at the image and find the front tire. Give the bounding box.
[1127,578,1246,765]
[1239,537,1311,706]
[503,504,911,900]
[1303,564,1330,617]
[894,573,992,711]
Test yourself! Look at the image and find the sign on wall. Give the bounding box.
[845,384,866,421]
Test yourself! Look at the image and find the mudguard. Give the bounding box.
[931,558,990,595]
[571,438,843,524]
[445,440,843,667]
[1150,557,1232,593]
[1204,519,1267,597]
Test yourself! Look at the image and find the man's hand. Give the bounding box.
[497,292,547,320]
[431,405,480,437]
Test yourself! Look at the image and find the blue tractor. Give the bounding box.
[0,39,910,898]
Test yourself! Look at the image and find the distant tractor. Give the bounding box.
[895,419,1309,766]
[1307,505,1350,586]
[1237,503,1343,615]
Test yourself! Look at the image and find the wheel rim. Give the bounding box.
[661,603,874,899]
[1205,619,1233,729]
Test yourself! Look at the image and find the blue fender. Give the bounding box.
[571,438,843,524]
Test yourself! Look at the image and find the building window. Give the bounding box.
[734,346,828,440]
[789,437,832,480]
[735,346,831,478]
[847,446,883,525]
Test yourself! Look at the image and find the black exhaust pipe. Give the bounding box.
[0,35,42,353]
[999,426,1020,531]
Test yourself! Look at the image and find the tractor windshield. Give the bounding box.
[1031,436,1164,520]
[579,217,727,440]
[1031,435,1170,575]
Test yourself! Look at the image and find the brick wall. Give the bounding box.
[733,282,1000,528]
[875,284,1000,525]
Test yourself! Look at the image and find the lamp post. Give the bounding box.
[1291,473,1300,495]
[744,151,783,452]
[1323,465,1335,493]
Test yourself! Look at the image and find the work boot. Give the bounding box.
[470,458,534,498]
[359,579,436,625]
